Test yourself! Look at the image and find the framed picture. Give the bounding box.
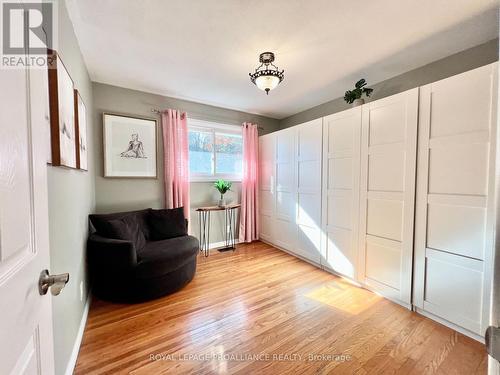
[103,113,158,178]
[74,90,88,171]
[48,50,77,168]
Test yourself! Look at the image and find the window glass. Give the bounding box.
[215,132,243,175]
[188,130,213,175]
[187,121,243,180]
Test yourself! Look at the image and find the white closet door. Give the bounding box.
[413,63,498,336]
[322,108,361,279]
[296,119,323,264]
[259,133,276,242]
[359,88,418,306]
[274,127,297,251]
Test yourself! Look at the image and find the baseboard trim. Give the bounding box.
[64,293,91,375]
[415,307,484,343]
[259,239,322,269]
[207,239,240,250]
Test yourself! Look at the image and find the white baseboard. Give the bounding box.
[64,293,91,375]
[206,239,240,250]
[260,239,322,269]
[415,307,484,343]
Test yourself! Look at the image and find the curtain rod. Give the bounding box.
[151,108,264,130]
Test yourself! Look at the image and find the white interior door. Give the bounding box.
[358,88,418,307]
[0,37,55,375]
[413,63,498,337]
[259,134,276,242]
[322,108,361,279]
[274,128,297,251]
[295,119,322,264]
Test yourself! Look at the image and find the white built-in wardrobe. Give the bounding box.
[258,62,498,340]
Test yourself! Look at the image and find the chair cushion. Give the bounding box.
[102,219,131,241]
[135,235,199,278]
[148,207,187,240]
[89,210,148,250]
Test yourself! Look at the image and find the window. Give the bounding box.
[188,119,243,181]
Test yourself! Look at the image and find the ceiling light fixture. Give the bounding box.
[249,52,284,95]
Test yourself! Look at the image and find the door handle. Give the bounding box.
[38,269,69,296]
[486,326,500,362]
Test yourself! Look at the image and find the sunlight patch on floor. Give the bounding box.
[304,281,380,314]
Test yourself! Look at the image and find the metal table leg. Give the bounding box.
[198,210,210,257]
[229,207,236,251]
[219,207,237,252]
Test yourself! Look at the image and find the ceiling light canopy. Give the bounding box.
[249,52,284,95]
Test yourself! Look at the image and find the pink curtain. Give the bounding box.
[239,122,259,243]
[161,109,190,220]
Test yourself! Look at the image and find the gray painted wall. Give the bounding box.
[279,39,499,128]
[92,83,279,244]
[47,1,95,374]
[46,10,497,372]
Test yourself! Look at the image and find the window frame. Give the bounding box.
[188,118,243,182]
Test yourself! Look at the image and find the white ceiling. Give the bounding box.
[66,0,498,119]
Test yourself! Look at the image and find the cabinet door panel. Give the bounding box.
[365,239,401,290]
[328,193,352,231]
[298,160,321,190]
[260,190,274,216]
[423,249,483,334]
[368,101,406,146]
[428,143,488,196]
[427,203,486,260]
[413,63,497,336]
[359,88,418,306]
[296,119,322,262]
[429,66,492,138]
[275,217,296,251]
[329,158,352,190]
[368,150,405,192]
[366,199,403,241]
[322,108,361,277]
[276,162,294,191]
[260,214,273,240]
[273,128,297,251]
[326,228,356,278]
[258,134,276,241]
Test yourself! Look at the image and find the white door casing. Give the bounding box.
[321,108,362,279]
[358,88,419,307]
[0,7,55,373]
[413,63,498,337]
[295,119,323,264]
[488,61,500,374]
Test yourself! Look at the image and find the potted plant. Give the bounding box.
[214,179,232,207]
[344,79,373,107]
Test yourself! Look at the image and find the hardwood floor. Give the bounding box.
[75,241,486,374]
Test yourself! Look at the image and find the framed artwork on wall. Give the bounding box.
[74,89,88,170]
[48,50,77,168]
[103,113,158,178]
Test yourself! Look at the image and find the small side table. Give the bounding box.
[196,204,240,257]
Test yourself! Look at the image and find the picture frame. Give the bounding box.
[74,89,88,171]
[48,50,77,168]
[103,112,158,178]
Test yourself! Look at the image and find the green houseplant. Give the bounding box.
[214,179,232,207]
[344,79,373,106]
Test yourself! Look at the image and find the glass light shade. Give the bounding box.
[255,75,280,92]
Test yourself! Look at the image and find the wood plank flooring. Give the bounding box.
[74,241,486,374]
